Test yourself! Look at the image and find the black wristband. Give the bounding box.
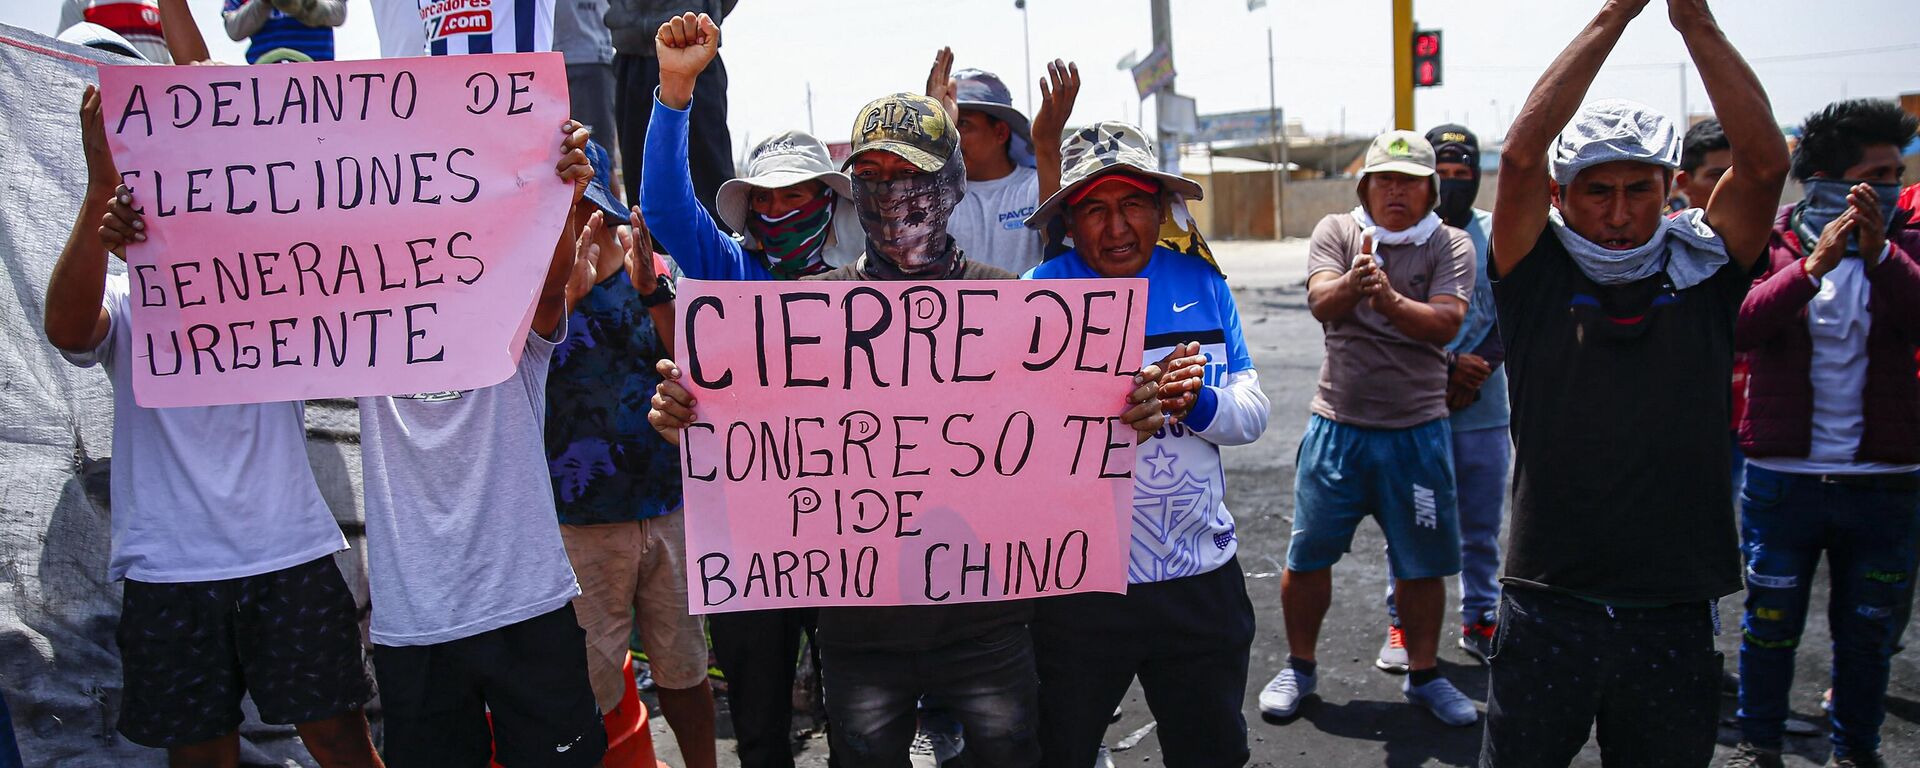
[639,274,676,307]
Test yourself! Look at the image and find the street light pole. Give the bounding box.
[1268,26,1283,240]
[1017,0,1033,114]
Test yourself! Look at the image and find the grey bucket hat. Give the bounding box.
[1024,121,1204,228]
[716,131,856,248]
[953,68,1034,162]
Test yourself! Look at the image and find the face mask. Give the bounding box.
[850,148,966,277]
[1436,178,1478,228]
[1799,178,1902,253]
[747,191,835,279]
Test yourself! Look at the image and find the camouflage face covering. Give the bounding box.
[748,191,836,279]
[850,147,967,277]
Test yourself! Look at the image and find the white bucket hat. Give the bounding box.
[716,131,855,249]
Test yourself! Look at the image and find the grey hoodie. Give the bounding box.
[604,0,735,56]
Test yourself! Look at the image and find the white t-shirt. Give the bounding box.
[1750,250,1920,476]
[416,0,554,55]
[950,164,1044,276]
[371,0,425,57]
[356,330,580,646]
[60,275,346,583]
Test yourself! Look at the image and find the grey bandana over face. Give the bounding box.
[850,148,966,276]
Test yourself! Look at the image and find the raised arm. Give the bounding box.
[1671,0,1788,267]
[1031,59,1080,202]
[643,13,757,280]
[1493,0,1651,277]
[278,0,349,28]
[535,120,595,338]
[46,86,125,353]
[159,0,212,63]
[222,0,269,41]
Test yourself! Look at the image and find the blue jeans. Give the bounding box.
[820,625,1039,768]
[1736,465,1920,757]
[1388,425,1510,625]
[0,690,20,768]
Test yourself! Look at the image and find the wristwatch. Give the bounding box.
[639,273,676,307]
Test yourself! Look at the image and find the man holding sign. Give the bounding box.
[646,85,1179,767]
[1022,121,1270,768]
[47,85,382,768]
[352,118,609,767]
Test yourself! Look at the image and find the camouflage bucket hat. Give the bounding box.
[1024,121,1204,228]
[845,93,957,174]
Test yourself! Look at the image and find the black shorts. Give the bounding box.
[371,604,607,768]
[116,554,373,748]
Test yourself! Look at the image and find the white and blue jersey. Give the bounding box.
[419,0,553,55]
[1027,247,1270,584]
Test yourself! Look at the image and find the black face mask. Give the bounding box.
[849,147,966,278]
[1437,177,1478,228]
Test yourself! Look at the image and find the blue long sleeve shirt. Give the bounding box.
[641,94,775,282]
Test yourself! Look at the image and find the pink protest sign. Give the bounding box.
[98,54,573,407]
[675,277,1149,613]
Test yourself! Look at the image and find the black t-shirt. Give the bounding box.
[1492,228,1746,604]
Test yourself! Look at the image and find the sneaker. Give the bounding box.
[908,727,964,768]
[1459,620,1496,663]
[1402,675,1478,726]
[1258,667,1317,718]
[1827,754,1885,768]
[1723,743,1784,768]
[1376,625,1410,673]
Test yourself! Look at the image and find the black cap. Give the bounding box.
[1425,123,1479,167]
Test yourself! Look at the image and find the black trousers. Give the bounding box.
[614,51,734,231]
[1033,557,1254,768]
[709,607,830,768]
[1480,587,1722,768]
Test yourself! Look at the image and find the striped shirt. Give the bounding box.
[420,0,554,55]
[223,0,336,63]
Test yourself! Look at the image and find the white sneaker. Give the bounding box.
[908,727,964,767]
[1258,667,1317,718]
[1403,675,1478,726]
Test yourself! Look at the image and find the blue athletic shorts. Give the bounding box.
[1289,414,1462,579]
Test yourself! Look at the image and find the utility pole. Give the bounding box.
[1150,0,1178,172]
[1677,63,1688,125]
[806,82,815,135]
[1268,26,1284,240]
[1018,0,1033,114]
[1392,0,1413,130]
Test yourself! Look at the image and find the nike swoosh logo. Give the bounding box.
[1173,301,1198,313]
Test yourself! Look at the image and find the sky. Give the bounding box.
[7,0,1917,159]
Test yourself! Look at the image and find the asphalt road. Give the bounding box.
[649,239,1920,768]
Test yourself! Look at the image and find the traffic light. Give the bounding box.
[1412,29,1442,88]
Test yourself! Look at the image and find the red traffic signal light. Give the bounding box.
[1412,29,1442,88]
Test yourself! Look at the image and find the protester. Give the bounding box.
[54,22,149,61]
[923,49,1048,275]
[547,141,716,768]
[354,119,608,768]
[420,0,554,55]
[1483,0,1788,764]
[1024,120,1267,768]
[610,0,736,213]
[558,0,620,165]
[58,0,170,63]
[45,86,380,768]
[221,0,344,64]
[638,14,858,766]
[1374,124,1508,671]
[1259,130,1477,727]
[369,0,423,57]
[1727,98,1920,768]
[646,55,1173,768]
[1678,119,1733,210]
